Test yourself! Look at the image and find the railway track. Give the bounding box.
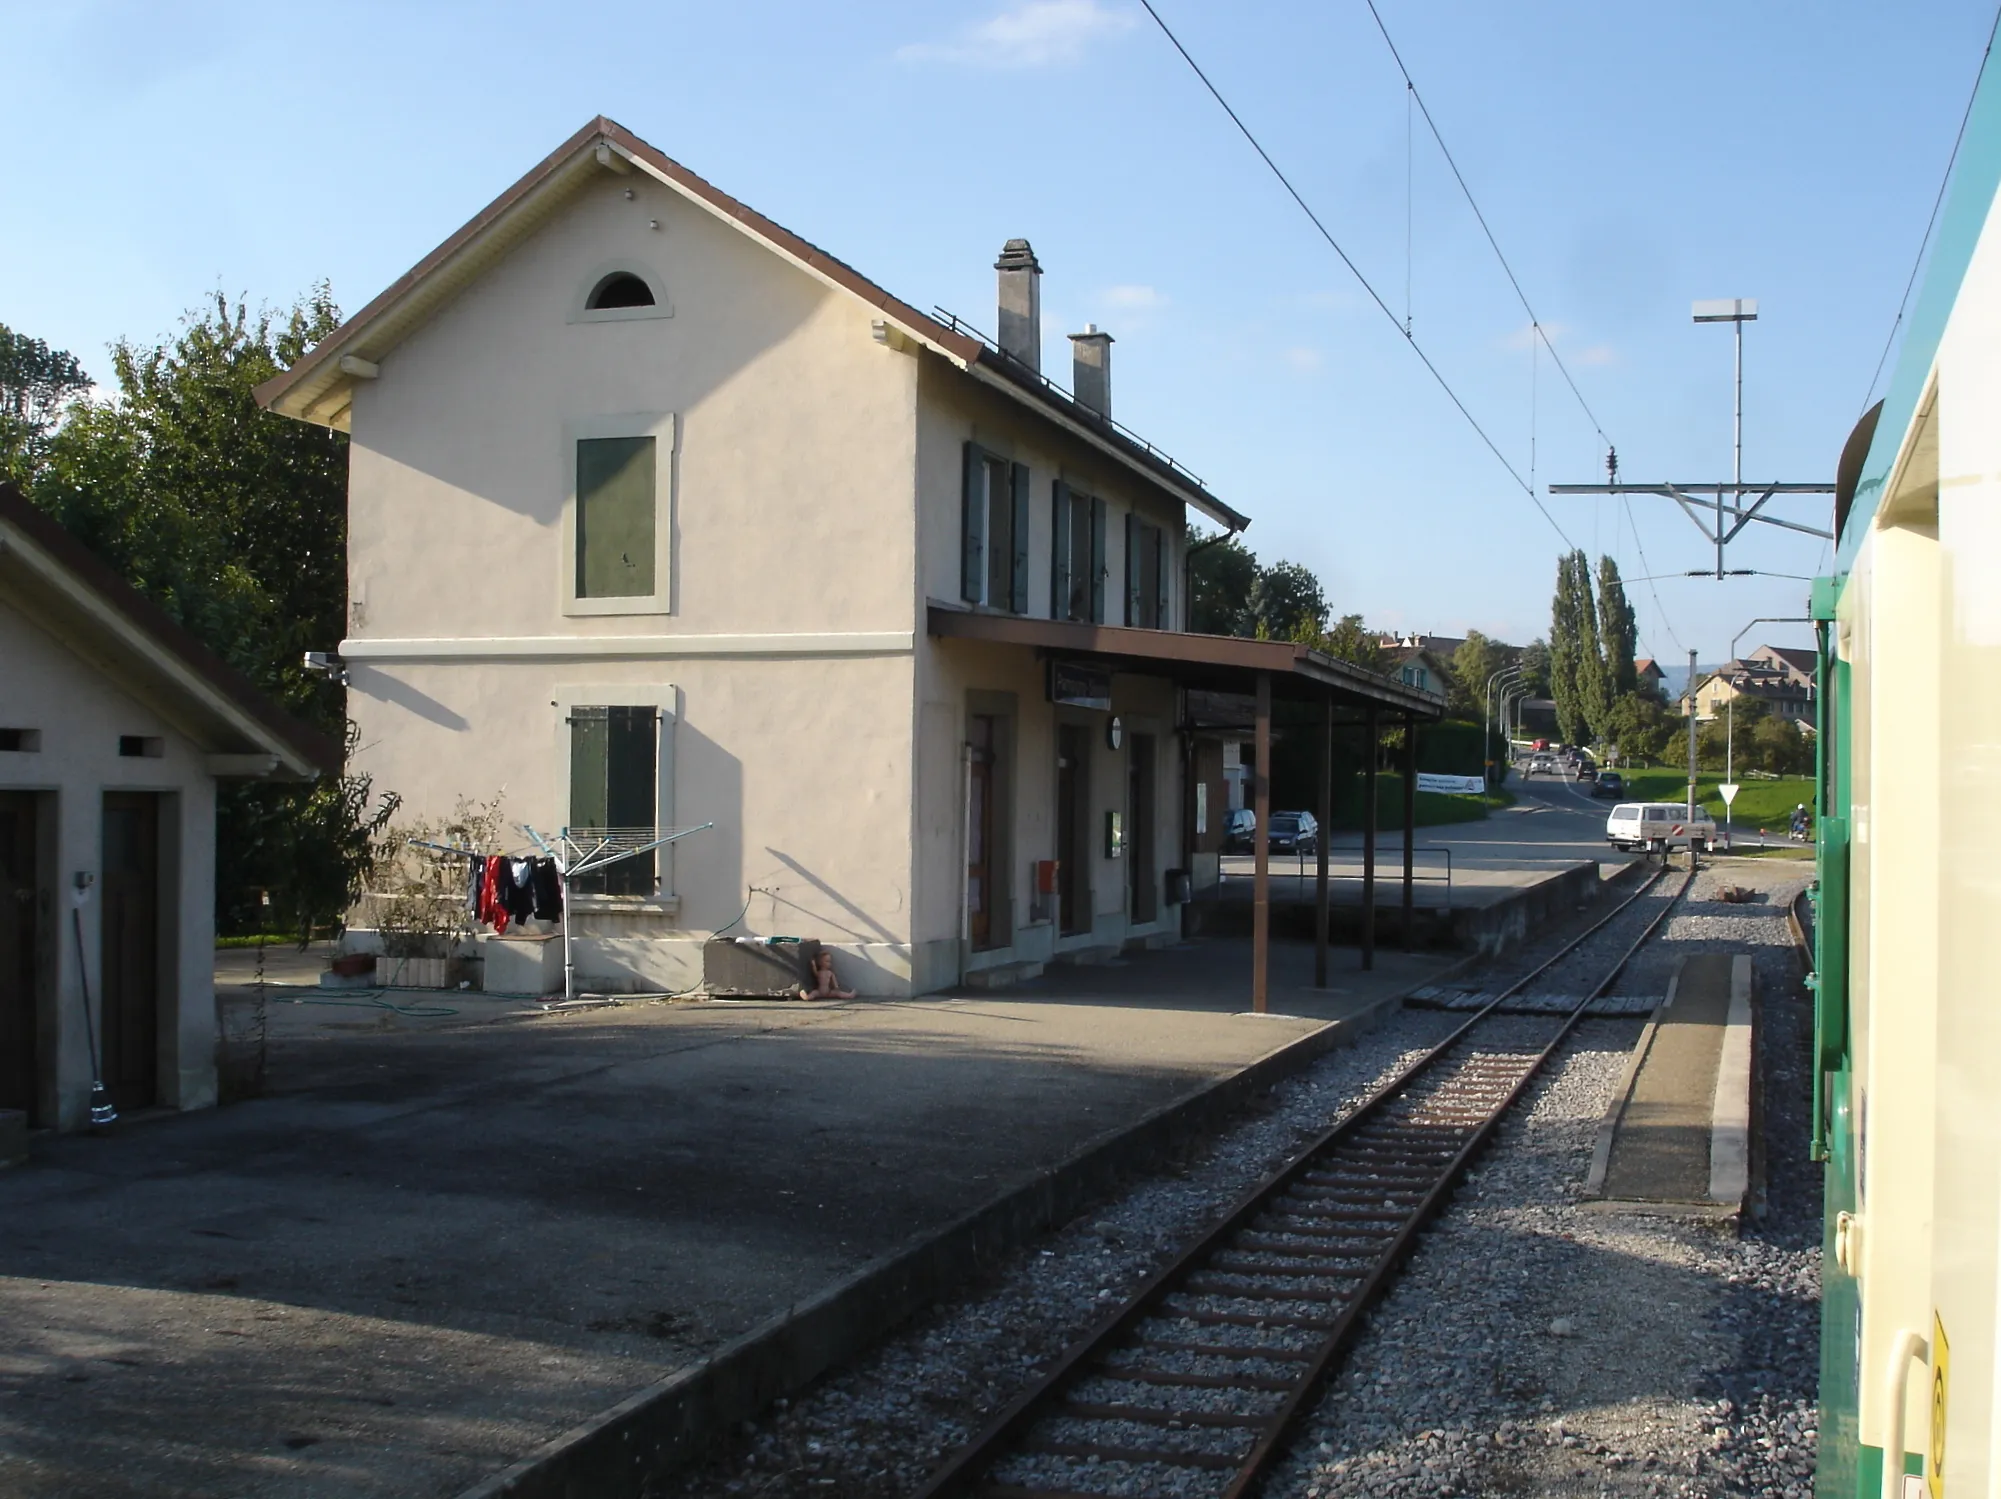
[910,863,1695,1499]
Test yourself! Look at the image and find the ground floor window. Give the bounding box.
[568,705,658,895]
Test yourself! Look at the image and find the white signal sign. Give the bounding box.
[1718,783,1741,807]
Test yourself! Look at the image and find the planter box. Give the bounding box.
[381,954,450,990]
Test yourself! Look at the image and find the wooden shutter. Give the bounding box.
[1154,526,1170,630]
[1009,463,1031,614]
[1125,513,1142,625]
[1050,481,1072,619]
[961,442,986,603]
[576,436,656,598]
[1090,497,1107,622]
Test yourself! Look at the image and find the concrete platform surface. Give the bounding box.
[0,936,1449,1499]
[1588,952,1750,1210]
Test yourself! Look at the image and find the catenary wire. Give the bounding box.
[1858,0,2001,416]
[1360,0,1615,453]
[1136,0,1578,549]
[1354,0,1694,661]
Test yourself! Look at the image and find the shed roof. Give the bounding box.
[255,117,1249,532]
[0,484,340,779]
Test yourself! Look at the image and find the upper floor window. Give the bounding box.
[1051,482,1106,623]
[962,442,1028,613]
[564,413,675,616]
[1125,515,1168,629]
[587,272,656,310]
[570,264,673,324]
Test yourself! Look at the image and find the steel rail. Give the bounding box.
[909,864,1694,1499]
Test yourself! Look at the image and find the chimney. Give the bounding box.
[994,238,1042,371]
[1069,324,1113,417]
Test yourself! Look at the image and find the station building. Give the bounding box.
[259,118,1439,997]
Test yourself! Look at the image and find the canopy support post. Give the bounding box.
[1314,696,1332,988]
[1252,672,1271,1013]
[1362,707,1378,971]
[1402,714,1418,951]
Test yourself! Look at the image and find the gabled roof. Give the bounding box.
[0,484,339,779]
[255,116,1249,531]
[1634,657,1661,674]
[1751,644,1816,675]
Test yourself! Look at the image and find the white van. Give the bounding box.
[1606,802,1717,852]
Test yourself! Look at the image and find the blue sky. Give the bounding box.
[3,0,1991,662]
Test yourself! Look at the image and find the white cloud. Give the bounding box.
[1503,321,1617,366]
[1102,283,1165,310]
[1575,344,1618,367]
[896,0,1137,69]
[1283,346,1324,374]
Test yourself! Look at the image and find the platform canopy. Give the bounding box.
[926,605,1446,718]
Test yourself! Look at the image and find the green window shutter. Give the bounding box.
[569,705,658,895]
[1090,498,1107,622]
[1050,481,1072,618]
[961,442,986,603]
[576,436,656,598]
[1124,513,1142,625]
[1154,527,1170,629]
[1009,463,1031,614]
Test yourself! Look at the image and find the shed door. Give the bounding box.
[100,792,160,1112]
[0,793,38,1116]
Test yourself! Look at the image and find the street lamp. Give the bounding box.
[1485,665,1524,782]
[1721,614,1811,845]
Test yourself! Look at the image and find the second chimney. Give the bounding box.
[1070,324,1113,417]
[995,238,1042,371]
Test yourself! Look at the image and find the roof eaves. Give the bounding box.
[0,485,341,778]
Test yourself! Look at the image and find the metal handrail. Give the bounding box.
[932,306,1209,490]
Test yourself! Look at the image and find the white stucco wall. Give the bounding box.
[0,598,218,1130]
[339,166,924,993]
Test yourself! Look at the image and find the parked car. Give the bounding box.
[1265,811,1319,855]
[1591,770,1626,799]
[1222,808,1257,852]
[1605,801,1717,852]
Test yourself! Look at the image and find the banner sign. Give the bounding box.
[1416,772,1487,796]
[1048,661,1113,711]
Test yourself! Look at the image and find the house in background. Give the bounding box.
[0,484,335,1132]
[258,118,1439,998]
[1689,645,1817,725]
[1634,657,1667,700]
[1386,645,1454,698]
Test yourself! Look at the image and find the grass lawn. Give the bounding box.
[1614,768,1815,831]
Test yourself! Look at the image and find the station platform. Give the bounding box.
[1586,950,1756,1214]
[0,934,1452,1499]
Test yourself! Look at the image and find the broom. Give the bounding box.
[71,907,118,1127]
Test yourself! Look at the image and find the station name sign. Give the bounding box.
[1048,661,1112,711]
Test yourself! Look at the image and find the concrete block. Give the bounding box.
[480,932,564,996]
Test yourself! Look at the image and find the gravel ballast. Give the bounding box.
[658,859,1821,1499]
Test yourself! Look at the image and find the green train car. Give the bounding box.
[1812,52,2001,1499]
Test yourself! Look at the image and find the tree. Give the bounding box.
[1249,560,1326,640]
[1316,613,1389,675]
[1549,551,1598,745]
[21,289,393,938]
[1450,630,1511,720]
[1602,690,1676,765]
[1186,527,1259,635]
[1597,556,1639,699]
[0,324,91,481]
[1516,638,1552,699]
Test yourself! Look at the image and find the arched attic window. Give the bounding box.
[586,272,656,310]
